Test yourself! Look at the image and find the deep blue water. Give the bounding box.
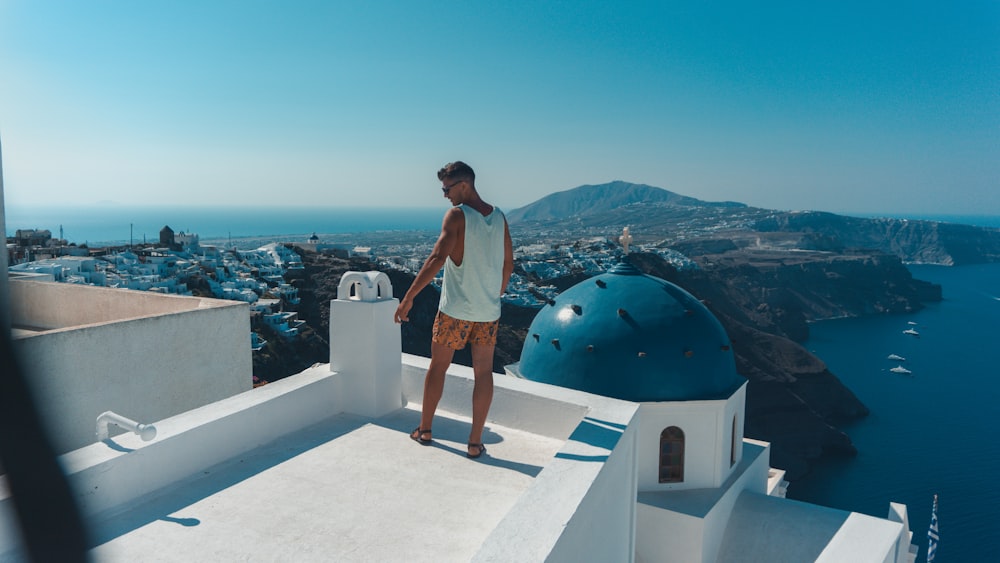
[10,206,998,248]
[789,262,1000,562]
[3,205,443,245]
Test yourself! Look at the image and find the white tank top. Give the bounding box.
[439,205,507,322]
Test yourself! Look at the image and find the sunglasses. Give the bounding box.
[442,180,463,194]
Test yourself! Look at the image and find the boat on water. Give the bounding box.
[903,328,920,336]
[890,365,913,375]
[907,321,918,325]
[887,354,906,361]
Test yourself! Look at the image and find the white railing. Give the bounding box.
[96,411,157,442]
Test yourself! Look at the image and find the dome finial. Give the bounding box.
[619,226,633,255]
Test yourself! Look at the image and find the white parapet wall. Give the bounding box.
[9,279,252,454]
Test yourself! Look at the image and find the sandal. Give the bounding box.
[410,427,432,445]
[467,443,486,459]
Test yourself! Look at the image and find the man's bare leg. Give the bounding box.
[413,341,456,442]
[468,343,495,455]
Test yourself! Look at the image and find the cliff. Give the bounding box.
[751,211,1000,265]
[651,248,942,342]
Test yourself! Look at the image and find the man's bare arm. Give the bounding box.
[394,208,463,323]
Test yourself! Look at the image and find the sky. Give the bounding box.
[0,1,997,216]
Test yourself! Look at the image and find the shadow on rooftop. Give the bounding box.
[88,413,367,547]
[373,410,546,478]
[552,416,626,462]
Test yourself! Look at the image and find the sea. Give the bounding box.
[789,261,1000,562]
[6,205,1000,559]
[2,204,445,247]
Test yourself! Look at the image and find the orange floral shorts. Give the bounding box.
[432,311,499,350]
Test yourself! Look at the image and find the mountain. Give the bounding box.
[508,182,1000,266]
[505,181,745,223]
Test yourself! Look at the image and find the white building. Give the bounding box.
[174,230,199,250]
[6,279,251,456]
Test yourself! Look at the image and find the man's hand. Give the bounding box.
[395,298,413,324]
[393,208,460,324]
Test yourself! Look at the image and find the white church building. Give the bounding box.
[1,140,919,561]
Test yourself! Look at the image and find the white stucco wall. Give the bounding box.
[636,505,705,562]
[405,354,590,441]
[10,280,252,454]
[699,440,772,562]
[9,279,212,329]
[59,365,338,519]
[887,502,917,563]
[635,439,771,563]
[474,396,640,563]
[545,421,639,563]
[636,383,747,491]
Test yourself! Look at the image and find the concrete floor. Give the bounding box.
[88,405,565,562]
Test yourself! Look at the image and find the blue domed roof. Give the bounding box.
[514,260,743,402]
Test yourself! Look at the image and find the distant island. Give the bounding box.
[508,181,1000,266]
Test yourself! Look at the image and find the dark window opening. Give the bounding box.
[659,426,684,483]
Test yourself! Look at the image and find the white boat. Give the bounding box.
[907,321,918,325]
[903,328,920,336]
[890,365,913,375]
[887,354,906,361]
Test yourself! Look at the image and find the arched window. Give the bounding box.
[730,415,738,467]
[659,426,684,483]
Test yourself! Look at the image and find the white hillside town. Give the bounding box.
[7,220,696,327]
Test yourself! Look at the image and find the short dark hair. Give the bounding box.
[437,161,475,183]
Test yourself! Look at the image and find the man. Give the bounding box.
[394,161,514,459]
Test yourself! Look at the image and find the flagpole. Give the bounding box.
[926,494,939,563]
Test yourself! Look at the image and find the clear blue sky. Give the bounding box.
[1,1,997,215]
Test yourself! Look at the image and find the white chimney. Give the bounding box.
[330,271,402,418]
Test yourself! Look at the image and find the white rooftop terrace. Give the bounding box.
[1,354,641,562]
